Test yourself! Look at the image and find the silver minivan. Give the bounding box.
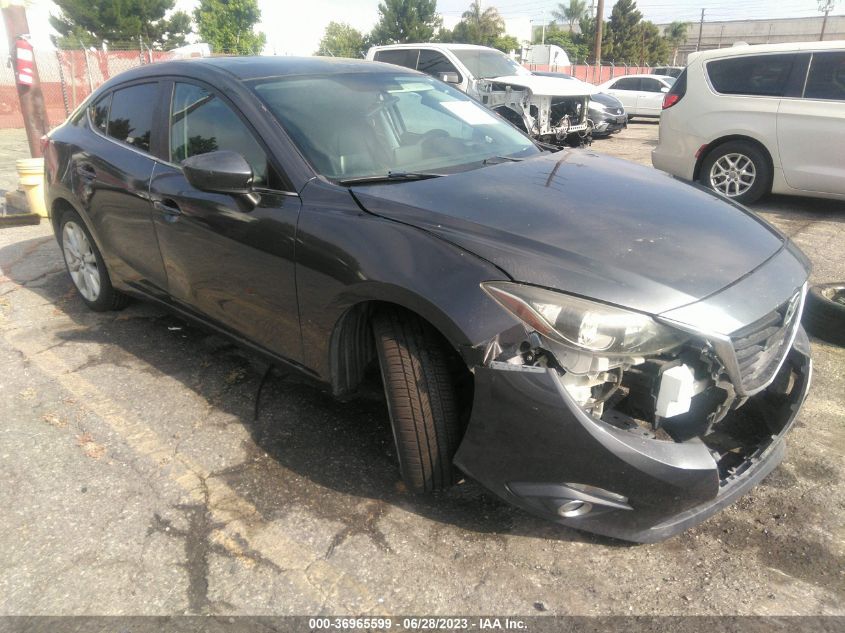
[652,41,845,204]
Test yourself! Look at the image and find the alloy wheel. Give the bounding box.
[709,152,756,198]
[62,221,101,302]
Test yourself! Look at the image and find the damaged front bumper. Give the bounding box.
[454,329,811,543]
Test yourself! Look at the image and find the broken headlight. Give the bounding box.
[481,282,686,357]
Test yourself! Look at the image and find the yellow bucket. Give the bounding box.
[16,157,47,218]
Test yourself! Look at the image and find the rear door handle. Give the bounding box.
[154,199,182,219]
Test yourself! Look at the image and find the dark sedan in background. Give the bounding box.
[532,70,627,137]
[44,56,811,543]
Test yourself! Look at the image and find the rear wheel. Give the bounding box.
[372,308,461,492]
[59,210,129,311]
[699,141,770,204]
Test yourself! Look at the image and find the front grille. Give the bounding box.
[730,289,803,393]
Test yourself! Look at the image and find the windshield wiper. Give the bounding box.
[482,155,524,165]
[339,171,444,185]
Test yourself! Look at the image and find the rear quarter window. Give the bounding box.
[804,51,845,101]
[706,53,796,97]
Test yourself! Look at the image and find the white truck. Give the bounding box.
[523,44,571,68]
[366,43,591,146]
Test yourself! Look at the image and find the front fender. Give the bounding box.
[295,179,518,384]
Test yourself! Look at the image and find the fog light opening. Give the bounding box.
[557,499,593,518]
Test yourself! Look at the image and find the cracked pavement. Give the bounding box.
[0,123,843,615]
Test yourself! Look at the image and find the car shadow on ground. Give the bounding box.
[1,236,623,549]
[754,194,845,220]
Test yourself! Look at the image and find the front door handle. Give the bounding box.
[154,199,182,219]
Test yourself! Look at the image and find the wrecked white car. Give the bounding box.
[367,43,591,146]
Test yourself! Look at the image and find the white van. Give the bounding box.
[366,43,591,146]
[652,41,845,203]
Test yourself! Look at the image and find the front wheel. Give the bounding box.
[372,308,461,493]
[699,141,770,204]
[59,210,129,311]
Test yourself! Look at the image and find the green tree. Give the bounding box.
[50,0,191,49]
[665,20,689,64]
[605,0,641,62]
[540,24,589,62]
[575,14,595,50]
[551,0,588,32]
[493,34,520,54]
[637,21,670,65]
[446,1,506,48]
[368,0,442,45]
[194,0,266,55]
[316,22,366,58]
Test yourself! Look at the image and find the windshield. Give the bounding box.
[251,72,539,182]
[451,49,529,79]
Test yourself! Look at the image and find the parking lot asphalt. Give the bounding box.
[1,122,843,616]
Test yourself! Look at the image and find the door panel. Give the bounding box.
[636,78,666,116]
[150,81,302,363]
[777,52,845,195]
[150,166,302,361]
[607,78,640,113]
[78,85,168,293]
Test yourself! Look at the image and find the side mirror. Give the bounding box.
[439,72,460,84]
[660,87,669,93]
[182,150,253,195]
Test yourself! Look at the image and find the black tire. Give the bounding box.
[802,283,845,346]
[698,140,771,205]
[58,210,129,312]
[372,308,461,492]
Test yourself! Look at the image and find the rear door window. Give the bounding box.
[373,49,419,70]
[804,51,845,101]
[706,53,796,96]
[106,83,157,152]
[641,78,666,92]
[613,77,641,91]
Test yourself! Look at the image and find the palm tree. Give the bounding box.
[461,1,505,45]
[665,21,689,65]
[552,0,588,32]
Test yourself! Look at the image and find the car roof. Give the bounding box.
[97,55,403,87]
[689,40,845,63]
[370,43,496,52]
[603,74,672,84]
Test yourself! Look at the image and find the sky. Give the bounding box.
[4,0,844,56]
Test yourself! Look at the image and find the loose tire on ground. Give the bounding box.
[699,140,771,205]
[802,283,845,347]
[372,308,461,493]
[58,209,129,312]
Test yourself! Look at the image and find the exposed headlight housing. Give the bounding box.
[481,282,686,357]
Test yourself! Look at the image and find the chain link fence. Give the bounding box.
[522,61,659,84]
[1,44,178,130]
[0,44,663,130]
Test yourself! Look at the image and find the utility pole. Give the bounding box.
[593,0,604,68]
[696,8,705,52]
[819,0,835,41]
[541,10,546,45]
[2,3,49,158]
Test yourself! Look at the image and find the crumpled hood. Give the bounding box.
[487,74,596,96]
[351,151,787,315]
